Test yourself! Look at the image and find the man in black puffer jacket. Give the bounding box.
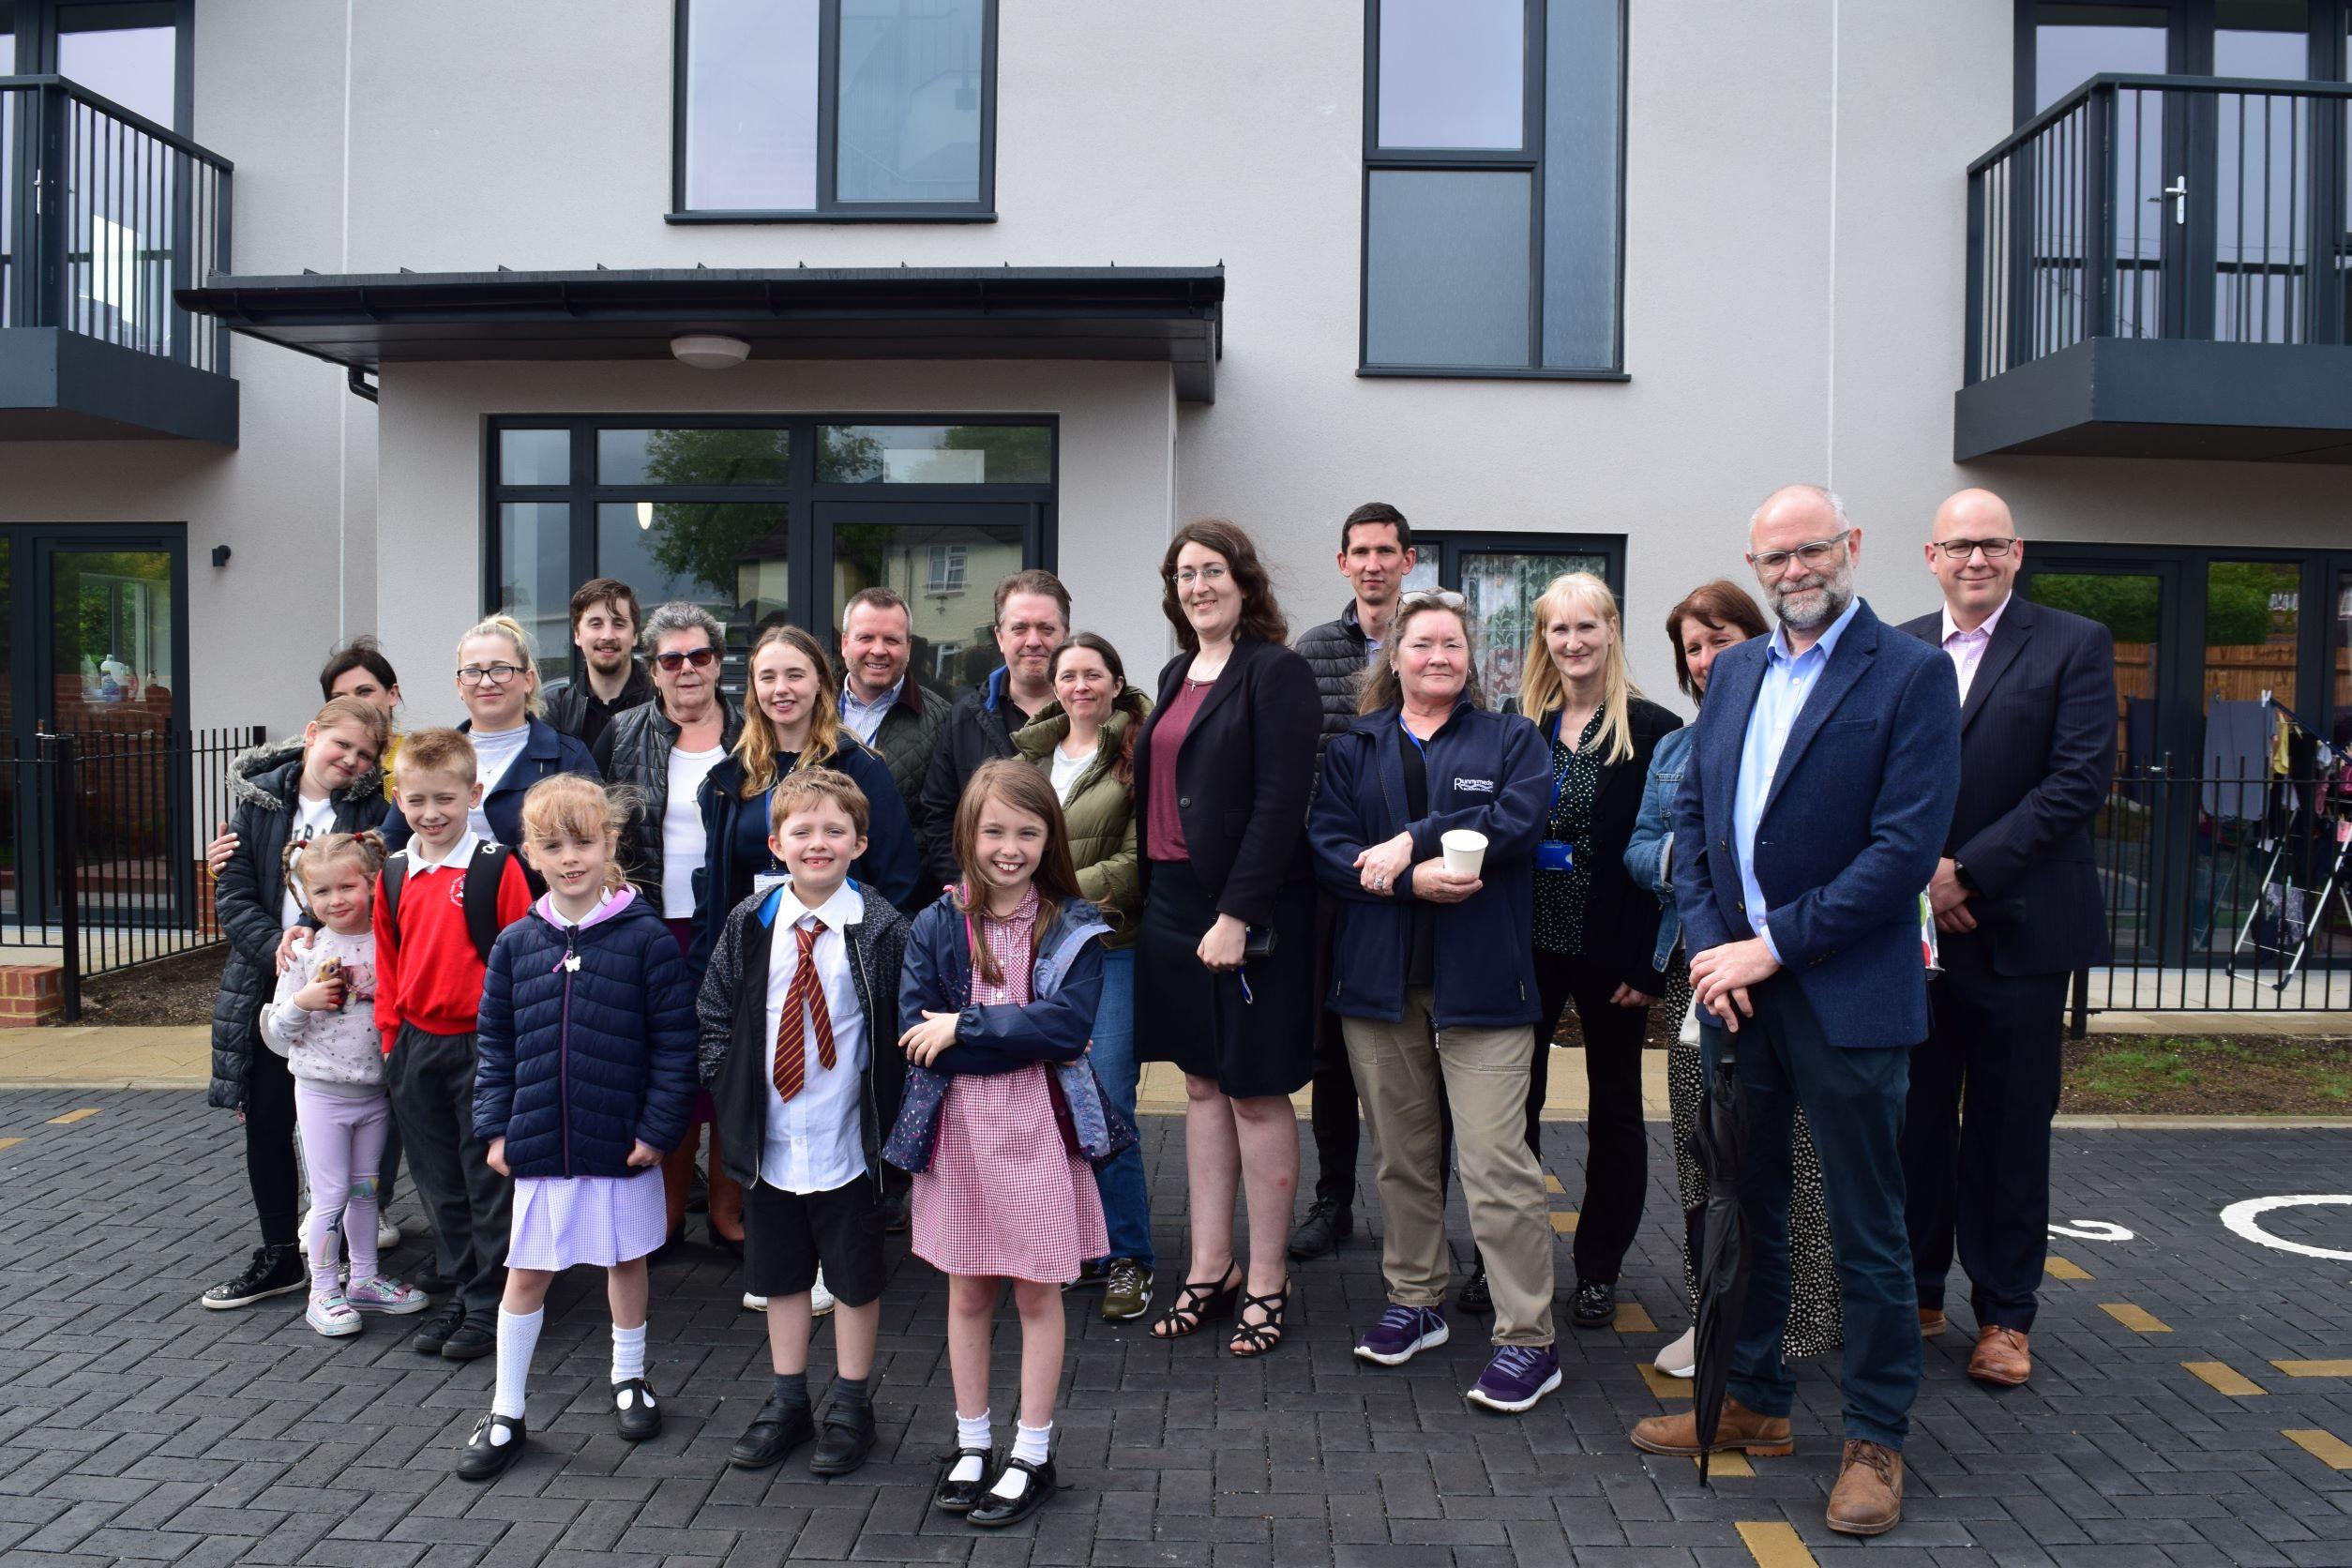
[1289,503,1418,1267]
[916,570,1070,894]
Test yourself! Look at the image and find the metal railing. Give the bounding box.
[0,726,263,1020]
[1967,73,2352,383]
[0,75,234,372]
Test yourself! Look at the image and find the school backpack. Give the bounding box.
[381,842,515,965]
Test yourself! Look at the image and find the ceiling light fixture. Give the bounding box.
[670,333,749,369]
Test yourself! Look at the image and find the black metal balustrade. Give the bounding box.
[1,74,233,373]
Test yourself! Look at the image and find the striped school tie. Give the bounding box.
[770,919,837,1105]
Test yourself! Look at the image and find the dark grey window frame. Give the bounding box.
[8,0,194,133]
[667,0,999,224]
[1410,529,1626,601]
[1358,0,1629,381]
[2013,0,2351,122]
[482,413,1057,685]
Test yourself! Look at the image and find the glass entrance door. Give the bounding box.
[814,501,1041,695]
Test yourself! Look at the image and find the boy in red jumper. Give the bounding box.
[375,728,534,1363]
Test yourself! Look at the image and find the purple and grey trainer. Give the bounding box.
[1354,1304,1449,1366]
[1465,1344,1561,1413]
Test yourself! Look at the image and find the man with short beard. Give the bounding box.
[916,569,1070,892]
[543,578,654,751]
[1631,484,1958,1541]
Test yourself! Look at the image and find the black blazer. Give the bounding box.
[1899,595,2116,976]
[1132,635,1320,927]
[1532,694,1683,989]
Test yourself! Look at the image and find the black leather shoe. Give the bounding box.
[729,1398,815,1470]
[409,1263,456,1294]
[1289,1199,1352,1261]
[1455,1261,1493,1315]
[967,1456,1057,1529]
[441,1319,496,1361]
[1570,1277,1615,1329]
[808,1400,877,1476]
[613,1378,661,1441]
[413,1299,464,1355]
[933,1447,993,1513]
[456,1413,526,1482]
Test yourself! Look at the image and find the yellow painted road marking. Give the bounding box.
[2045,1255,2093,1280]
[2274,1361,2352,1378]
[2184,1361,2267,1396]
[1614,1302,1659,1334]
[1550,1210,1579,1234]
[1544,1172,1564,1194]
[1636,1363,1691,1399]
[2285,1429,2352,1470]
[1736,1520,1817,1567]
[0,1137,22,1151]
[2101,1303,2171,1334]
[1703,1450,1756,1478]
[45,1108,98,1124]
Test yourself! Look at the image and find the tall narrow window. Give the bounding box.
[675,0,994,219]
[1362,0,1625,375]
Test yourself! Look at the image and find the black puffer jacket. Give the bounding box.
[917,666,1032,893]
[597,691,745,904]
[1294,601,1374,757]
[207,747,390,1109]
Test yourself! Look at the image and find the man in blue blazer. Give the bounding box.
[1629,485,1959,1539]
[1898,490,2115,1392]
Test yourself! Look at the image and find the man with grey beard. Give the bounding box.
[1629,484,1959,1539]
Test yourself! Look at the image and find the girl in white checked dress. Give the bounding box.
[897,760,1110,1530]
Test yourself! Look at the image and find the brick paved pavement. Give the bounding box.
[3,1086,2351,1566]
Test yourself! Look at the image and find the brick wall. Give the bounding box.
[0,965,63,1028]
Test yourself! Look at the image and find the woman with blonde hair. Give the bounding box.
[382,613,600,863]
[1501,572,1682,1333]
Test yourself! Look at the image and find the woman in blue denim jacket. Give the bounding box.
[1624,580,1842,1380]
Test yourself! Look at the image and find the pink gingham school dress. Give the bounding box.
[911,887,1109,1283]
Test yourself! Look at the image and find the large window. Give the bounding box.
[1402,532,1623,705]
[1361,0,1627,378]
[672,0,996,221]
[486,417,1053,692]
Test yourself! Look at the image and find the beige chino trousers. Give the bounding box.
[1344,988,1557,1346]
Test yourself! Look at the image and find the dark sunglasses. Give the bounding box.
[655,647,719,672]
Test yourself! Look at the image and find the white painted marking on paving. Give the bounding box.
[2219,1196,2352,1262]
[2048,1219,2135,1242]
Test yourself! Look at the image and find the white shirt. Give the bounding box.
[661,743,728,918]
[1048,742,1091,804]
[468,724,531,840]
[839,677,903,746]
[279,792,340,928]
[760,880,870,1195]
[404,828,482,880]
[1939,593,2013,703]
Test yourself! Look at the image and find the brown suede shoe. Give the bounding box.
[1629,1397,1794,1457]
[1918,1307,1947,1337]
[1968,1325,2031,1386]
[1826,1440,1904,1536]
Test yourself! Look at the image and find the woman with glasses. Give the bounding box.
[1134,519,1320,1358]
[1512,572,1683,1333]
[1626,580,1841,1380]
[381,615,600,867]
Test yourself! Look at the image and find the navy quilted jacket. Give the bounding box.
[474,887,698,1180]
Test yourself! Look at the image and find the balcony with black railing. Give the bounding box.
[1958,73,2352,463]
[1,75,236,443]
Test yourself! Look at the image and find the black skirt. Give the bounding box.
[1136,857,1318,1099]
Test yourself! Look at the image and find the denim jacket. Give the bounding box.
[1622,724,1694,972]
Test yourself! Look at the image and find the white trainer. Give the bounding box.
[742,1293,769,1311]
[1655,1327,1696,1380]
[377,1216,402,1250]
[306,1291,362,1337]
[811,1270,836,1318]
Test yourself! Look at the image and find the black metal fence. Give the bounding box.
[0,726,263,1020]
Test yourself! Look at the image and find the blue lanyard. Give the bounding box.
[1542,711,1574,819]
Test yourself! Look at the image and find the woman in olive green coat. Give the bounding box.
[1013,632,1153,1319]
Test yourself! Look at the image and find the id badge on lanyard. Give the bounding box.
[1536,711,1575,872]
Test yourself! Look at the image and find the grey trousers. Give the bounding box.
[386,1023,511,1319]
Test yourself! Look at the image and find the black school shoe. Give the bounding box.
[933,1447,994,1514]
[1569,1277,1615,1329]
[200,1244,305,1310]
[967,1456,1057,1529]
[441,1319,496,1361]
[730,1398,815,1470]
[412,1299,464,1355]
[1455,1260,1494,1316]
[613,1379,662,1441]
[809,1400,877,1475]
[456,1413,526,1482]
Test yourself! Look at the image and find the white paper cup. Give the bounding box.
[1440,829,1487,878]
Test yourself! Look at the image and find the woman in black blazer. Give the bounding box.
[1132,518,1320,1360]
[1513,572,1681,1332]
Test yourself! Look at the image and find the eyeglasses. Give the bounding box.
[1172,564,1229,587]
[1930,536,2017,561]
[1748,531,1851,579]
[1399,588,1466,610]
[654,647,719,672]
[456,663,527,687]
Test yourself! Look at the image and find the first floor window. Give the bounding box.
[1403,532,1622,705]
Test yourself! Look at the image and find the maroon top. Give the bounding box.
[1144,678,1214,862]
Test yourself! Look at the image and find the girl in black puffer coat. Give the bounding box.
[457,775,697,1482]
[200,698,392,1313]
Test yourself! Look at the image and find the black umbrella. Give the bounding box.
[1689,1046,1755,1485]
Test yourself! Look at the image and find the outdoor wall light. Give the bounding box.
[670,333,750,369]
[637,501,656,531]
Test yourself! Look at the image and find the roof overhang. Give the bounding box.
[175,264,1225,403]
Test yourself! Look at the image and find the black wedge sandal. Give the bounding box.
[1229,1279,1290,1358]
[1148,1264,1241,1340]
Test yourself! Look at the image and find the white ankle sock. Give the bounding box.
[988,1420,1051,1496]
[950,1409,991,1483]
[492,1308,542,1422]
[611,1321,647,1385]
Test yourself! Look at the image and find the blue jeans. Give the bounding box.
[1088,947,1154,1271]
[1703,975,1918,1450]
